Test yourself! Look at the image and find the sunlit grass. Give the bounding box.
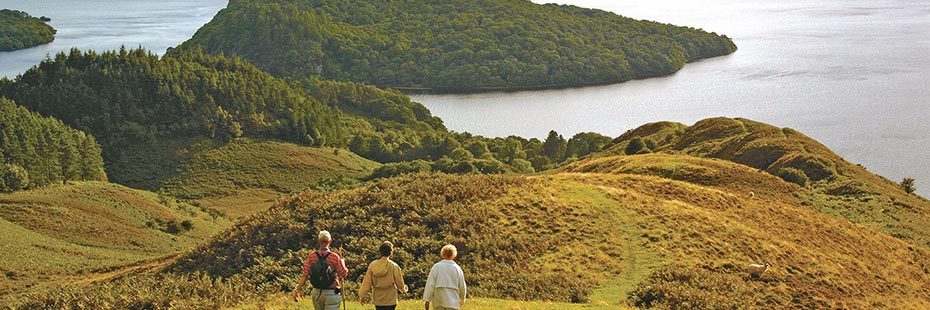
[0,182,228,297]
[235,294,633,310]
[160,138,380,217]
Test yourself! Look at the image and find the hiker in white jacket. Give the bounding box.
[422,244,467,310]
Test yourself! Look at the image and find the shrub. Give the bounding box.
[644,138,658,151]
[181,220,195,231]
[776,167,810,187]
[165,220,182,235]
[369,160,432,179]
[311,176,359,191]
[511,158,535,173]
[902,177,916,195]
[778,154,837,181]
[1,164,30,192]
[629,265,759,309]
[472,159,507,174]
[448,160,477,174]
[626,137,652,155]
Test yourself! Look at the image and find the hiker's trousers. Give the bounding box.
[310,288,341,310]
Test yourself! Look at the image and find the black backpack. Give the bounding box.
[309,252,337,289]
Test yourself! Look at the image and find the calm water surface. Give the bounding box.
[0,0,927,195]
[0,0,227,77]
[414,0,930,195]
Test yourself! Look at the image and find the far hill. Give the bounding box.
[0,9,55,51]
[596,117,930,251]
[159,138,380,217]
[181,0,737,92]
[0,182,229,299]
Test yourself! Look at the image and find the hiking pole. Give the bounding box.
[339,255,347,310]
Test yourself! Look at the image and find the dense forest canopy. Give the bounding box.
[181,0,737,92]
[0,9,55,51]
[0,48,342,188]
[0,98,105,192]
[0,48,611,189]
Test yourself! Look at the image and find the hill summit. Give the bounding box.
[592,117,930,250]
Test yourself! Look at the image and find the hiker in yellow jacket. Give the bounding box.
[359,241,409,310]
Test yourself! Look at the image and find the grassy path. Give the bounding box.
[584,185,662,307]
[236,182,652,310]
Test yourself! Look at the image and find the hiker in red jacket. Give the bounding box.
[293,230,349,310]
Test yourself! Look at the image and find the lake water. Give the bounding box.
[0,0,227,78]
[414,0,930,196]
[0,0,927,195]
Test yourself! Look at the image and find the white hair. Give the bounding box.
[441,244,458,259]
[318,230,332,243]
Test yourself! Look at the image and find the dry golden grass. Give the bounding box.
[561,153,930,308]
[147,153,930,309]
[206,153,930,309]
[159,138,380,217]
[11,153,930,308]
[0,182,228,299]
[8,118,930,309]
[602,117,930,252]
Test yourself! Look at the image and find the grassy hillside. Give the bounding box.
[0,9,55,51]
[599,117,930,251]
[21,151,930,309]
[160,138,380,217]
[8,118,930,309]
[0,182,229,299]
[181,0,736,92]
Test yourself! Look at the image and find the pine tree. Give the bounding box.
[542,130,567,161]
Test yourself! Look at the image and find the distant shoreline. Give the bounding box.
[394,54,733,95]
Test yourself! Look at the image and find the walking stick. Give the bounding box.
[341,257,347,310]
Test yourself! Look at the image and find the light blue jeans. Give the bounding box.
[310,288,342,310]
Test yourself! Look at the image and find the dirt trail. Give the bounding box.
[71,253,180,286]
